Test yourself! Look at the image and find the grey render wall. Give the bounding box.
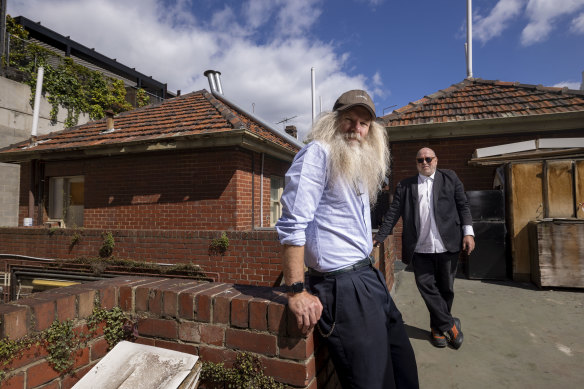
[0,76,89,226]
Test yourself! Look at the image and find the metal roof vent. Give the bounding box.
[204,70,223,95]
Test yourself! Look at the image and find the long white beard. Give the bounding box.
[307,112,389,204]
[328,131,383,203]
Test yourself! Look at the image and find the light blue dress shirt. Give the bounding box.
[276,141,373,272]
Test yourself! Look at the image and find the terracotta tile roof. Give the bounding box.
[383,78,584,126]
[0,89,300,156]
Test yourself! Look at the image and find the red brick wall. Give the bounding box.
[0,228,283,287]
[0,228,396,290]
[0,277,340,389]
[17,148,290,231]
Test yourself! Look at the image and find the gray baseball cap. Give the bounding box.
[333,89,376,118]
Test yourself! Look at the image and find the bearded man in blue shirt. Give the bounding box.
[276,90,419,389]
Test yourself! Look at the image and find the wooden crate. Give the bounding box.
[529,219,584,288]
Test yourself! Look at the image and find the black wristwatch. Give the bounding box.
[284,281,305,294]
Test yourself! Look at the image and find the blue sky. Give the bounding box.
[7,0,584,140]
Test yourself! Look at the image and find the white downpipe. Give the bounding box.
[466,0,473,78]
[260,153,264,227]
[31,66,44,138]
[311,67,316,125]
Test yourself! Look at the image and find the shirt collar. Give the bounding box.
[418,172,435,183]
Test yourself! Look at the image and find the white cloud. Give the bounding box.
[553,81,582,89]
[356,0,385,6]
[472,0,584,45]
[276,0,323,38]
[521,0,584,45]
[7,0,381,141]
[243,0,278,30]
[570,12,584,33]
[473,0,525,43]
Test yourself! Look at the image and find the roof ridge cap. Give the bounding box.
[203,90,247,130]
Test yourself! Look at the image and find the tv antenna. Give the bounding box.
[276,115,298,126]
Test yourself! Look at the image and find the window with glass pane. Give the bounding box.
[48,176,84,227]
[270,176,284,226]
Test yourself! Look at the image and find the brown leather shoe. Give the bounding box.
[444,317,464,349]
[430,328,447,348]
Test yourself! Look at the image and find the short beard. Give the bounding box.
[307,112,390,204]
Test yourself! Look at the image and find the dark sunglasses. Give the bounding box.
[416,157,435,164]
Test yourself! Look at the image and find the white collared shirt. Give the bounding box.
[415,172,474,253]
[415,172,447,253]
[276,141,373,272]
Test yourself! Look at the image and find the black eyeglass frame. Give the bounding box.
[416,157,435,164]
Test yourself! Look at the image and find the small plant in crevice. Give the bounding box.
[69,231,82,251]
[209,232,230,255]
[99,231,115,258]
[200,352,284,389]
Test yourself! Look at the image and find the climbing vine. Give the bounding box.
[0,334,40,381]
[4,14,144,128]
[44,320,78,373]
[87,306,138,350]
[0,305,137,381]
[136,87,151,107]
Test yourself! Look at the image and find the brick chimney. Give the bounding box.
[285,125,297,139]
[105,110,115,130]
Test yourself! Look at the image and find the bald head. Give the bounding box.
[416,147,438,177]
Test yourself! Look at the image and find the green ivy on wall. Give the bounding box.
[4,15,146,128]
[0,305,137,381]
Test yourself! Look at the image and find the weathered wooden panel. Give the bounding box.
[576,160,584,219]
[508,162,543,280]
[530,220,584,288]
[545,160,574,218]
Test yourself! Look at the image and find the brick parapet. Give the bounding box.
[0,228,396,293]
[0,228,283,288]
[0,277,339,389]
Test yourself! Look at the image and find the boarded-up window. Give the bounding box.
[576,161,584,219]
[545,161,573,218]
[508,162,543,279]
[508,159,583,281]
[49,176,84,227]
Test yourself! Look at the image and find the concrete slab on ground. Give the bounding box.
[392,267,584,389]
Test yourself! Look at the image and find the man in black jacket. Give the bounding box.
[374,147,475,349]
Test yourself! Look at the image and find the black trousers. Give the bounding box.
[412,251,459,333]
[308,266,419,389]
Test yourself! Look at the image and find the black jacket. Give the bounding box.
[374,169,472,264]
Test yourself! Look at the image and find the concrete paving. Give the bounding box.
[392,266,584,389]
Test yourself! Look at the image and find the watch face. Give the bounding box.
[288,282,304,293]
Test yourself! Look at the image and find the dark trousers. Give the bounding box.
[308,266,419,389]
[412,251,459,333]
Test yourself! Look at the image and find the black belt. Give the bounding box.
[307,256,374,277]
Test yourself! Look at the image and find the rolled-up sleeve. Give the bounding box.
[276,142,327,246]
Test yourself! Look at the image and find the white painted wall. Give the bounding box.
[0,76,90,226]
